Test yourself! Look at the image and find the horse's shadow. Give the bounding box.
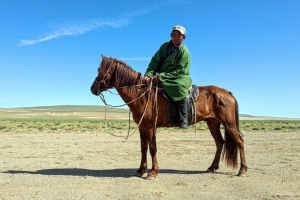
[3,168,215,178]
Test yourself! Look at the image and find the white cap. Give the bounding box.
[172,25,186,35]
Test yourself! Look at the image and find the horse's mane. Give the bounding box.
[102,57,145,98]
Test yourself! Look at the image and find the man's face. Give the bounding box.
[171,30,185,47]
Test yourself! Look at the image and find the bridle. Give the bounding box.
[97,76,164,139]
[94,71,111,94]
[94,63,146,96]
[94,63,118,93]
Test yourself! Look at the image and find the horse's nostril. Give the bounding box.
[90,84,97,95]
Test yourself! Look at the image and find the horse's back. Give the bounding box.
[195,85,238,120]
[197,85,236,101]
[198,85,232,94]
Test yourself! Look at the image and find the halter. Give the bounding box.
[93,63,167,138]
[94,69,111,94]
[94,62,119,93]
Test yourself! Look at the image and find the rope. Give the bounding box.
[193,100,197,133]
[100,78,155,139]
[126,79,153,140]
[154,82,159,135]
[99,78,198,138]
[190,94,197,133]
[99,86,151,108]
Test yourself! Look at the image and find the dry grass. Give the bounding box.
[1,118,300,134]
[1,105,299,134]
[0,106,300,199]
[0,130,299,199]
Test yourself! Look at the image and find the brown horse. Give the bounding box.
[90,55,247,179]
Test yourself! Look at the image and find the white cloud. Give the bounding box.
[19,0,184,46]
[19,19,129,46]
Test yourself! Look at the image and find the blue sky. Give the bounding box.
[0,0,299,118]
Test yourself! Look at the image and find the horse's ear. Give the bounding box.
[101,54,106,60]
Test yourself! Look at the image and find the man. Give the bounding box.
[143,25,192,128]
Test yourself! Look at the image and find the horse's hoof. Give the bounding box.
[134,172,143,177]
[237,172,247,177]
[206,169,215,173]
[144,175,156,180]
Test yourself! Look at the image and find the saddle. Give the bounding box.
[160,85,199,126]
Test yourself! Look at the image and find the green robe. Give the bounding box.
[145,41,192,102]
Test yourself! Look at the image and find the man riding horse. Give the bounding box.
[143,25,192,128]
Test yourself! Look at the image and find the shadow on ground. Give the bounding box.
[3,168,211,178]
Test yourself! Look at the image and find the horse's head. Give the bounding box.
[90,55,116,95]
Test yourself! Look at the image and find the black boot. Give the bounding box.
[168,101,176,126]
[176,97,189,128]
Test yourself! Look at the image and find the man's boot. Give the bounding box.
[176,97,189,128]
[168,101,176,126]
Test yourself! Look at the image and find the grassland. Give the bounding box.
[1,105,300,199]
[0,105,299,133]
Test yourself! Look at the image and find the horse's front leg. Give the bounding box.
[145,128,159,180]
[135,128,159,179]
[135,129,148,177]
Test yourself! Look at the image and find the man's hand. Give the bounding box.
[142,75,160,84]
[142,76,151,84]
[153,75,160,83]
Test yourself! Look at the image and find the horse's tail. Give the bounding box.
[222,92,241,169]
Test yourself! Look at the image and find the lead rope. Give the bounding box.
[154,82,159,135]
[193,100,197,133]
[125,78,154,140]
[99,86,150,108]
[99,78,154,139]
[100,78,169,139]
[190,94,197,133]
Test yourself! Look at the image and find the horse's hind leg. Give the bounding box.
[206,119,224,172]
[236,135,247,176]
[223,124,248,176]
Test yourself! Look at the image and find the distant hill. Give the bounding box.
[0,105,298,120]
[7,105,129,113]
[239,114,255,118]
[0,105,129,120]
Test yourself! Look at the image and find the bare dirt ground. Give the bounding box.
[0,130,299,200]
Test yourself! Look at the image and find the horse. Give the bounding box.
[90,55,247,179]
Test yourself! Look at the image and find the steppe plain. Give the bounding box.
[0,106,299,199]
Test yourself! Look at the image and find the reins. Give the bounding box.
[99,84,150,108]
[94,59,197,139]
[98,77,161,139]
